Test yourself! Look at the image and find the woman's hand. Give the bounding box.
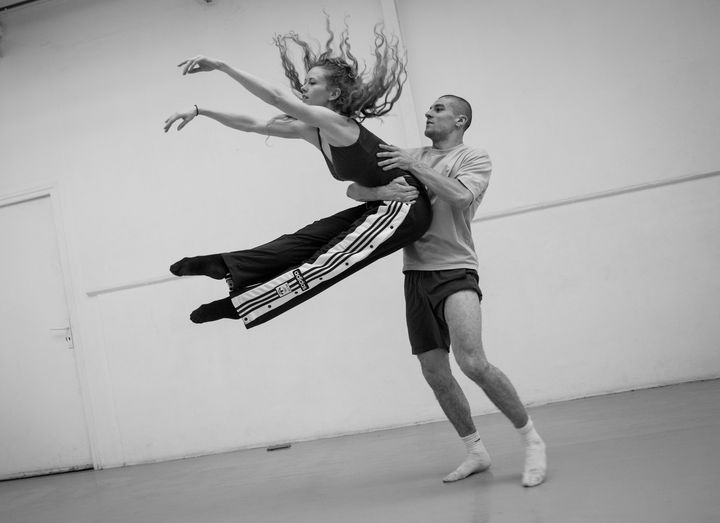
[163,108,197,132]
[178,55,223,75]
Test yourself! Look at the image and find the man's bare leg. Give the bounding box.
[445,290,547,487]
[418,349,491,482]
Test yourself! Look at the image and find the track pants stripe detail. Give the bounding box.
[231,201,409,325]
[232,202,404,318]
[301,201,402,281]
[233,201,405,320]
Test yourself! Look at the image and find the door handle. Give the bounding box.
[49,326,73,349]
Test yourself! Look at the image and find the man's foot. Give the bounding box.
[518,419,547,487]
[522,439,546,487]
[442,450,492,483]
[170,255,227,279]
[190,297,239,323]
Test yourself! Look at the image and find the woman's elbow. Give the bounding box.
[264,91,282,108]
[272,92,299,112]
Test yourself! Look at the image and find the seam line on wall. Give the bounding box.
[474,170,719,223]
[86,169,719,297]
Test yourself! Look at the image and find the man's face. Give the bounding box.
[424,98,460,139]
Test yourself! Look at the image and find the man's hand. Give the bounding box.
[377,143,416,171]
[347,177,419,203]
[378,177,419,202]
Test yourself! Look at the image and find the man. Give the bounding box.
[347,95,547,487]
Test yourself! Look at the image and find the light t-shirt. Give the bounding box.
[402,144,492,271]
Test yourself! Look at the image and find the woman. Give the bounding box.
[163,21,430,328]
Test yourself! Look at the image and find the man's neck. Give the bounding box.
[431,134,464,150]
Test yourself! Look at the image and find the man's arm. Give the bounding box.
[346,177,419,203]
[377,144,475,208]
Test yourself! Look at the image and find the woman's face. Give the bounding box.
[301,67,339,108]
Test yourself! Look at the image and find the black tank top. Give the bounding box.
[318,122,412,188]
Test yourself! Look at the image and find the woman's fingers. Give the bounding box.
[181,60,195,75]
[179,57,200,75]
[177,56,218,75]
[163,113,192,132]
[163,114,179,132]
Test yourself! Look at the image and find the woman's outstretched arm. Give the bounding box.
[178,55,347,135]
[163,106,315,140]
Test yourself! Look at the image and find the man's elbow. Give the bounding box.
[452,190,475,209]
[347,183,360,200]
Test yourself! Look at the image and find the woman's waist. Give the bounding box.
[339,168,422,188]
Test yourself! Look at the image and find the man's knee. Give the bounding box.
[455,351,492,384]
[418,349,453,391]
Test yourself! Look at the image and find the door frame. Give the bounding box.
[0,183,99,475]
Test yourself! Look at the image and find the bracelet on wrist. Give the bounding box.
[194,104,199,116]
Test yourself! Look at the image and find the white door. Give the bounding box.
[0,195,93,480]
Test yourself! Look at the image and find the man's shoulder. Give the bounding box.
[412,144,489,158]
[451,145,492,174]
[457,144,490,160]
[411,145,491,177]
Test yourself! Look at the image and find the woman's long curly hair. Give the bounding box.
[273,17,407,121]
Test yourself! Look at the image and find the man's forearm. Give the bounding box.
[408,161,473,208]
[347,183,384,202]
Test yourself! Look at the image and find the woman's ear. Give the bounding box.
[329,87,341,102]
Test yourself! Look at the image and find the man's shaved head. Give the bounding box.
[439,94,472,131]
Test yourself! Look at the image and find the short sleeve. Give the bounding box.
[455,149,492,200]
[407,147,425,160]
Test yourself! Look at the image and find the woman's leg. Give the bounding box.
[188,204,370,323]
[170,254,227,279]
[234,193,431,328]
[222,204,370,290]
[189,192,430,326]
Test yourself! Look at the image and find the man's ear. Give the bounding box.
[456,115,468,128]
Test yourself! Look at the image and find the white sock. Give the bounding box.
[518,418,547,487]
[442,431,492,483]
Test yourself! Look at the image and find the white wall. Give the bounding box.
[1,0,718,470]
[397,0,720,209]
[396,0,720,404]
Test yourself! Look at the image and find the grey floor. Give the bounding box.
[2,379,719,523]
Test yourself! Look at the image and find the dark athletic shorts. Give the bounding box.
[404,269,483,355]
